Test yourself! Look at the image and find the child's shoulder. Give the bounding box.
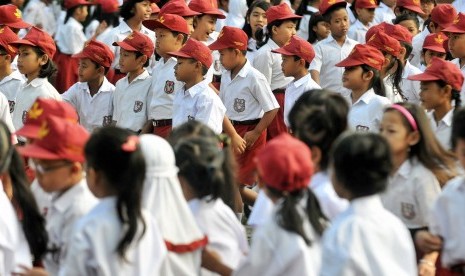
[442,176,465,196]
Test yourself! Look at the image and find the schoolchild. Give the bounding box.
[307,12,331,45]
[373,0,396,24]
[419,32,448,71]
[393,13,420,36]
[443,12,465,100]
[158,0,201,35]
[394,0,425,18]
[22,0,57,36]
[295,0,321,41]
[242,0,270,63]
[347,0,378,43]
[0,4,32,32]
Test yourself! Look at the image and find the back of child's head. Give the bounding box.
[0,26,19,61]
[452,107,465,150]
[289,89,349,171]
[331,132,392,198]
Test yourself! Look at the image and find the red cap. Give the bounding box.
[73,40,114,68]
[17,116,89,163]
[159,0,200,17]
[336,44,385,70]
[422,32,448,53]
[10,27,56,58]
[355,0,378,9]
[0,26,19,59]
[188,0,226,19]
[64,0,92,9]
[396,0,425,15]
[99,0,119,13]
[385,23,413,44]
[431,4,457,29]
[408,57,464,91]
[143,14,189,34]
[443,13,465,34]
[151,3,160,14]
[367,29,402,58]
[113,31,154,59]
[267,3,302,24]
[319,0,347,16]
[255,133,313,193]
[271,35,315,63]
[0,4,32,29]
[208,26,248,51]
[16,99,79,139]
[168,38,212,68]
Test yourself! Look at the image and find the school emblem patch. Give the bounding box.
[164,80,175,94]
[401,202,416,220]
[355,125,369,131]
[102,115,112,126]
[22,111,28,124]
[233,98,245,113]
[8,101,15,113]
[133,101,144,113]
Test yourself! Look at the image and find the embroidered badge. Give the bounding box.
[164,80,175,94]
[102,115,113,126]
[22,110,28,124]
[233,98,246,113]
[401,202,416,220]
[355,125,369,131]
[8,101,15,113]
[214,60,221,72]
[133,101,144,113]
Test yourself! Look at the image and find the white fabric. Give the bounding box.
[310,172,349,221]
[320,195,417,276]
[347,20,373,44]
[0,93,16,139]
[55,17,87,55]
[381,158,441,229]
[224,0,248,28]
[453,0,465,13]
[400,61,423,105]
[30,179,52,217]
[85,19,100,40]
[247,189,274,227]
[284,74,321,127]
[62,78,115,133]
[451,58,465,100]
[0,70,25,112]
[297,6,320,41]
[427,109,453,150]
[384,75,404,103]
[216,9,228,32]
[410,27,430,68]
[245,38,259,64]
[59,197,166,276]
[23,0,57,35]
[373,2,396,25]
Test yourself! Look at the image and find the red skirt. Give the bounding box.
[54,51,78,93]
[267,90,286,141]
[234,124,266,185]
[109,69,126,85]
[153,125,172,139]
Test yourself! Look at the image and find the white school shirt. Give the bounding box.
[384,75,404,103]
[451,58,465,100]
[453,0,465,13]
[0,183,21,275]
[310,172,349,221]
[310,35,358,95]
[219,60,279,121]
[188,198,249,276]
[253,39,293,91]
[172,80,226,134]
[381,158,441,229]
[347,3,357,25]
[0,93,16,139]
[347,20,373,43]
[62,78,115,133]
[247,189,274,227]
[400,61,423,104]
[0,70,25,113]
[427,109,453,150]
[410,27,430,68]
[430,176,465,268]
[284,74,321,127]
[297,6,319,41]
[55,17,87,55]
[321,195,417,276]
[373,2,396,24]
[60,197,166,276]
[113,70,152,132]
[12,78,61,132]
[30,179,52,217]
[345,88,391,132]
[44,180,98,275]
[22,0,57,36]
[224,0,248,28]
[235,201,321,276]
[245,38,259,64]
[85,19,100,40]
[148,57,182,120]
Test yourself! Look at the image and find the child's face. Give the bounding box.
[454,138,465,169]
[33,159,75,193]
[0,49,12,68]
[422,49,446,67]
[342,65,364,90]
[272,20,297,47]
[155,28,182,58]
[133,0,152,22]
[420,0,434,18]
[448,33,465,59]
[17,45,44,77]
[419,81,450,110]
[75,5,88,22]
[356,8,375,25]
[174,57,198,82]
[398,20,419,36]
[219,48,238,71]
[248,7,267,38]
[380,110,417,156]
[328,9,350,39]
[312,21,330,41]
[119,49,144,73]
[78,58,101,83]
[184,16,195,35]
[281,55,300,77]
[192,15,218,42]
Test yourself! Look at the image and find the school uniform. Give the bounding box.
[12,78,61,134]
[284,74,321,127]
[30,179,52,217]
[347,20,373,43]
[410,28,430,68]
[0,70,25,113]
[310,35,358,96]
[296,6,319,41]
[247,189,274,227]
[427,109,453,150]
[59,197,166,276]
[224,0,248,28]
[345,88,391,132]
[245,38,259,64]
[451,58,465,100]
[62,77,115,133]
[219,60,279,185]
[384,76,404,103]
[321,195,417,275]
[453,0,465,13]
[22,0,57,36]
[0,93,16,142]
[172,79,226,134]
[381,158,441,230]
[44,179,98,275]
[400,61,423,105]
[113,70,152,133]
[310,172,349,221]
[373,2,396,24]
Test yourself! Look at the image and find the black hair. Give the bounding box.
[393,12,420,31]
[436,79,462,112]
[307,13,326,44]
[293,55,310,69]
[331,132,392,198]
[289,89,349,171]
[134,52,151,68]
[98,9,120,28]
[89,59,110,75]
[322,5,347,23]
[361,64,386,97]
[256,19,297,48]
[172,31,189,44]
[243,0,271,39]
[120,0,145,21]
[383,52,406,100]
[84,126,146,261]
[451,107,465,149]
[65,6,80,24]
[400,41,413,61]
[31,46,57,79]
[295,0,314,30]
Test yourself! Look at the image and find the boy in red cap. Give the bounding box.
[141,13,190,138]
[159,0,200,35]
[18,115,98,275]
[62,40,115,133]
[0,4,32,32]
[112,31,154,133]
[168,38,226,134]
[310,0,358,96]
[419,32,448,71]
[443,12,465,100]
[271,36,320,128]
[348,0,378,43]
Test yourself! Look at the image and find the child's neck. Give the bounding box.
[360,19,370,27]
[87,76,105,96]
[350,86,370,104]
[126,17,142,32]
[392,151,408,174]
[26,70,40,83]
[433,103,453,123]
[184,74,204,90]
[292,69,309,82]
[0,66,12,81]
[230,58,247,80]
[332,33,346,46]
[127,68,145,83]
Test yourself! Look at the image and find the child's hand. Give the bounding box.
[244,130,260,148]
[415,230,442,253]
[418,261,436,276]
[231,133,246,154]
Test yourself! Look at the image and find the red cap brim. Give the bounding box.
[143,20,189,34]
[9,39,37,49]
[17,143,61,160]
[271,48,295,56]
[15,125,40,139]
[5,21,32,29]
[407,72,440,81]
[112,41,138,52]
[208,41,228,51]
[335,57,364,68]
[442,25,465,34]
[167,50,192,59]
[422,45,446,53]
[202,10,226,19]
[402,5,425,15]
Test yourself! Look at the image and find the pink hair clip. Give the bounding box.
[121,135,139,152]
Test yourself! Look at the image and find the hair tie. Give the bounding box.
[390,104,418,131]
[121,135,139,152]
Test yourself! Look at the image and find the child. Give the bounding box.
[443,12,465,100]
[296,0,321,41]
[242,0,270,62]
[321,132,417,275]
[17,115,98,275]
[408,58,463,149]
[0,4,32,31]
[307,12,331,44]
[158,0,200,35]
[335,43,391,132]
[310,0,358,96]
[61,40,114,133]
[9,27,61,138]
[169,38,226,134]
[60,127,166,275]
[22,0,57,36]
[393,13,420,36]
[373,0,396,24]
[394,0,425,18]
[253,2,301,139]
[54,0,93,93]
[271,35,321,128]
[112,31,154,133]
[348,0,378,43]
[419,32,448,71]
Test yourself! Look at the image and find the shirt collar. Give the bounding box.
[185,79,208,97]
[431,109,454,127]
[51,179,88,213]
[267,39,280,50]
[351,88,375,105]
[396,158,413,179]
[125,69,150,84]
[119,21,132,34]
[293,74,312,88]
[68,17,83,31]
[309,171,329,190]
[81,77,114,94]
[26,78,47,88]
[237,60,253,78]
[0,70,23,85]
[350,195,384,214]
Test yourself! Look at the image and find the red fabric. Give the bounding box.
[234,124,266,185]
[54,51,79,93]
[153,125,172,139]
[110,70,126,85]
[436,255,465,276]
[267,92,286,141]
[164,236,208,253]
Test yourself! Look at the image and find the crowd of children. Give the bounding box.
[0,0,465,275]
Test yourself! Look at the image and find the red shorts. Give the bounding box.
[267,90,286,141]
[153,125,172,139]
[234,124,266,185]
[54,51,79,93]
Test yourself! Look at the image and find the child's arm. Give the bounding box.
[310,70,320,85]
[222,116,246,154]
[309,44,323,85]
[244,109,278,148]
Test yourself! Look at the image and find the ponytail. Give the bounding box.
[362,64,386,97]
[453,90,461,112]
[386,56,406,101]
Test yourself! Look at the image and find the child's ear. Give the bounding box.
[299,58,306,67]
[39,54,49,66]
[394,7,401,16]
[362,69,374,81]
[407,130,420,146]
[310,146,322,168]
[176,33,185,45]
[272,25,278,36]
[441,84,453,99]
[70,162,83,175]
[399,47,407,60]
[428,21,436,33]
[138,55,148,66]
[193,16,199,28]
[97,65,105,75]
